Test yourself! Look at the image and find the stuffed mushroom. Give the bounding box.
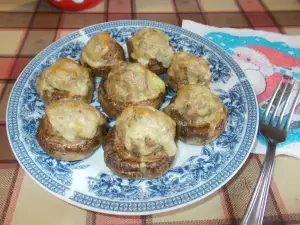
[36,58,93,104]
[80,32,125,78]
[166,52,212,91]
[98,62,166,119]
[37,100,107,161]
[126,27,175,74]
[104,105,177,179]
[164,84,227,145]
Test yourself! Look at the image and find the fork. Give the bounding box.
[240,78,300,225]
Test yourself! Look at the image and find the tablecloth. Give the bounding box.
[1,0,300,224]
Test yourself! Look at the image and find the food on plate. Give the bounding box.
[80,32,125,78]
[98,62,166,119]
[164,84,227,145]
[126,27,175,74]
[104,105,177,179]
[166,52,212,91]
[37,100,107,161]
[36,58,93,104]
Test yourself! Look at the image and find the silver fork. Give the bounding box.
[240,78,300,225]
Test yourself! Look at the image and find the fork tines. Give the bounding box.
[262,78,300,131]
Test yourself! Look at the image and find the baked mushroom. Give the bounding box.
[166,52,212,91]
[37,100,107,161]
[126,27,175,74]
[98,62,166,119]
[36,58,93,104]
[164,84,227,145]
[80,32,125,78]
[104,105,177,179]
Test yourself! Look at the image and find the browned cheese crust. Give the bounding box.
[164,103,227,145]
[104,127,175,179]
[166,52,212,91]
[81,41,125,79]
[164,85,228,145]
[98,62,166,119]
[98,79,165,119]
[37,116,106,161]
[80,32,125,78]
[126,39,169,75]
[36,58,94,105]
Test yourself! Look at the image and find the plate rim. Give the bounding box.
[6,20,259,215]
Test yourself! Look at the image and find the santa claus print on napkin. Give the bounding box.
[203,32,300,148]
[182,20,300,156]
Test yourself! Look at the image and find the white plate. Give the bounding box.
[6,20,259,215]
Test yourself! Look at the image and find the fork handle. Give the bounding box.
[240,142,276,225]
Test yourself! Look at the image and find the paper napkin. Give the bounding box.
[182,20,300,158]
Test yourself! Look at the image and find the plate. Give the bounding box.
[6,20,258,215]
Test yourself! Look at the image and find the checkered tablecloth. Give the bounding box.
[1,0,300,224]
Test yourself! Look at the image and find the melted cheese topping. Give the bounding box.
[171,84,225,126]
[168,52,211,86]
[105,62,165,103]
[130,27,174,68]
[46,100,106,143]
[36,58,92,97]
[116,106,177,157]
[80,32,122,68]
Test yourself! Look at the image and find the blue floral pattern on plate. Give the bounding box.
[87,84,246,200]
[6,20,258,215]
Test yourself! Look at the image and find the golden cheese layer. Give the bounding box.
[130,27,174,68]
[46,100,106,143]
[168,52,211,86]
[171,84,225,126]
[104,62,165,103]
[116,105,177,157]
[36,58,92,98]
[80,32,122,68]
